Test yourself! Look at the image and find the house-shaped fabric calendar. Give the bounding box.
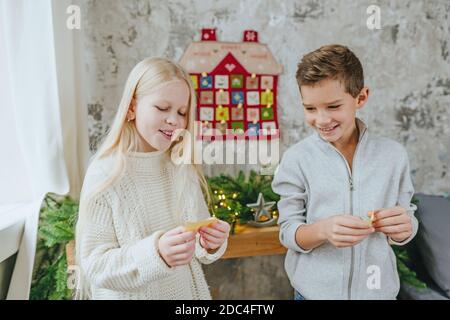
[179,28,283,140]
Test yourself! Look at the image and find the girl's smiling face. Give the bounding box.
[130,79,190,152]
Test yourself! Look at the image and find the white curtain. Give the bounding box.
[0,0,89,299]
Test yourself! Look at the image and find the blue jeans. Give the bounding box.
[294,290,306,300]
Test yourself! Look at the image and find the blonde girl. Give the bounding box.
[75,57,230,300]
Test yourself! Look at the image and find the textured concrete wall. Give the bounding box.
[80,0,450,299]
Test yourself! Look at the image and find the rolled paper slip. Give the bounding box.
[367,210,376,226]
[184,217,218,232]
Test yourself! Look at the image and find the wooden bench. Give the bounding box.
[222,224,286,259]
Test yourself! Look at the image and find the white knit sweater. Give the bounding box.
[78,150,227,300]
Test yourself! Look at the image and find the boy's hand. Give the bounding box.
[199,219,230,251]
[158,226,196,267]
[320,215,375,248]
[370,206,412,243]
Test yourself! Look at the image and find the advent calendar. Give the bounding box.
[179,28,283,140]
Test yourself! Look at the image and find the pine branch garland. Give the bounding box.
[207,170,280,231]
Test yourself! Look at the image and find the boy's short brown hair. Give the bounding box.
[296,44,364,98]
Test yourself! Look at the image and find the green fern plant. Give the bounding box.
[30,194,78,300]
[393,246,427,289]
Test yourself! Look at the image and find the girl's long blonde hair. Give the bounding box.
[74,57,208,299]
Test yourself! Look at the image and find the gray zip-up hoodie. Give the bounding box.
[272,118,418,300]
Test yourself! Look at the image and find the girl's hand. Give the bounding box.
[158,226,196,267]
[320,214,375,248]
[199,220,230,251]
[370,206,412,243]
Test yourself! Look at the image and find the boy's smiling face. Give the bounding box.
[300,78,369,147]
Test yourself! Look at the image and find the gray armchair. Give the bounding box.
[398,193,450,300]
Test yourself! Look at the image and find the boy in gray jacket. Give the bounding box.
[272,44,418,300]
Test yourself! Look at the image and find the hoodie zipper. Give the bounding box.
[333,154,356,300]
[348,175,354,300]
[328,140,362,300]
[320,120,367,300]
